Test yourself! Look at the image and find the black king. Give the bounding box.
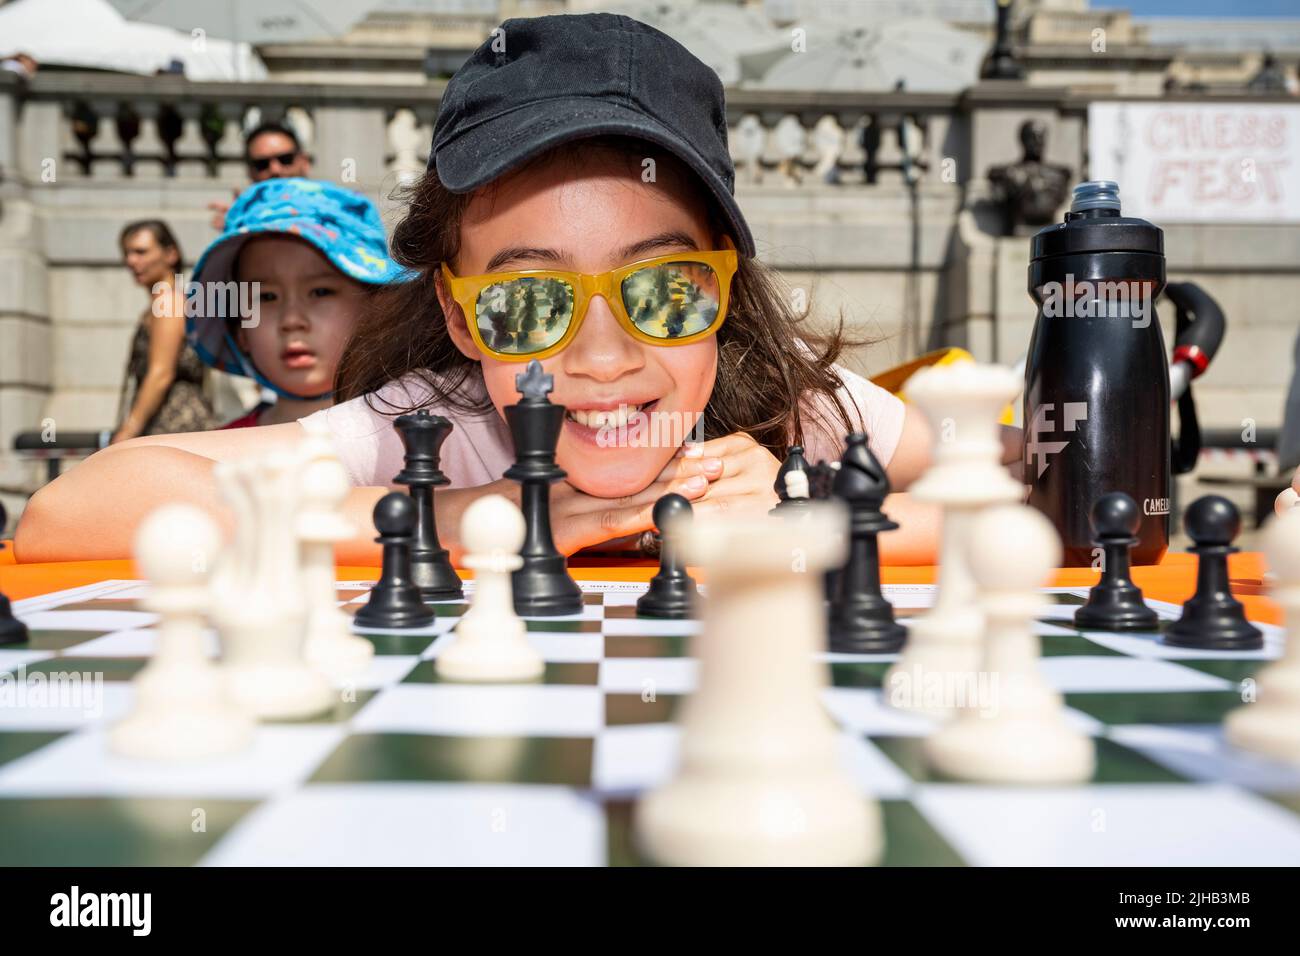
[505,360,583,616]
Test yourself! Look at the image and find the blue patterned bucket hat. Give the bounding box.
[188,177,409,396]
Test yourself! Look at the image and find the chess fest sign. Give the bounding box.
[1088,102,1300,222]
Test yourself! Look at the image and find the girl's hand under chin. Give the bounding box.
[488,432,777,557]
[677,432,781,520]
[547,445,725,555]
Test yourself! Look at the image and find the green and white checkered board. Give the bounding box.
[1,578,1298,866]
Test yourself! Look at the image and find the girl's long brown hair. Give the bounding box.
[335,138,869,458]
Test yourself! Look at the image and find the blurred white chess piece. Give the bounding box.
[297,429,374,680]
[885,362,1023,717]
[1225,506,1300,763]
[635,503,882,866]
[213,453,333,719]
[924,503,1095,783]
[110,504,254,760]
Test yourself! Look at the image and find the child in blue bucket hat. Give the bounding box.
[188,177,409,428]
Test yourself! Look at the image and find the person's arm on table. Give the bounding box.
[17,416,714,564]
[14,424,387,563]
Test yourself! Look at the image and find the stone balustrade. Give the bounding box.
[4,74,1283,193]
[3,74,974,190]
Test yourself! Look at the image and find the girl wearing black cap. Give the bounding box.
[18,14,969,563]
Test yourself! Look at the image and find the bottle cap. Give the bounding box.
[1070,180,1122,214]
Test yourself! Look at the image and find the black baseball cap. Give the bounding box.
[429,13,756,257]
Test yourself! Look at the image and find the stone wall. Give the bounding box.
[2,71,1297,533]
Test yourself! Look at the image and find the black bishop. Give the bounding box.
[827,433,906,653]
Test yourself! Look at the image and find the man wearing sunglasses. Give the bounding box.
[207,121,313,230]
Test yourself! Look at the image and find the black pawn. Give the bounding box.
[1164,495,1263,651]
[828,433,906,653]
[354,493,435,630]
[637,494,698,619]
[1074,492,1159,631]
[0,503,28,646]
[505,360,583,617]
[770,445,812,514]
[393,410,464,603]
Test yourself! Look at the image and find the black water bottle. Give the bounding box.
[1024,181,1170,566]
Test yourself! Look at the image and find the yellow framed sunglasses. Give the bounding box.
[440,244,739,362]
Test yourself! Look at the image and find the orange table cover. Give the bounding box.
[0,543,1279,626]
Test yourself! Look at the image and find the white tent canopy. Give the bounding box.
[752,18,986,92]
[106,0,369,47]
[605,0,786,86]
[0,0,268,80]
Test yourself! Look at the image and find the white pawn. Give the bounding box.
[435,495,544,682]
[110,504,254,760]
[297,440,374,680]
[924,504,1094,783]
[1225,506,1300,763]
[635,503,882,866]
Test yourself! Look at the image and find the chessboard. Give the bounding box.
[1,577,1299,867]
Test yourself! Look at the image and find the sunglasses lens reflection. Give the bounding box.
[473,276,575,355]
[621,261,721,339]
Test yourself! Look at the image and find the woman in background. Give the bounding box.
[113,220,217,442]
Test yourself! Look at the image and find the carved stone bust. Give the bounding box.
[987,119,1073,236]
